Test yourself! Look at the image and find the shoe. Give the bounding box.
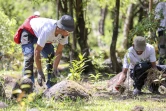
[133,88,141,96]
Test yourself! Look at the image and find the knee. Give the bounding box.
[24,54,34,64]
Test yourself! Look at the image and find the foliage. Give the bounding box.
[0,10,16,54]
[89,73,102,82]
[67,53,89,82]
[91,51,109,72]
[0,10,23,71]
[128,13,159,44]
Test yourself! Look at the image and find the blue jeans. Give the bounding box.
[21,30,54,86]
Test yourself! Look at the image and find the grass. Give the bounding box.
[1,95,166,111]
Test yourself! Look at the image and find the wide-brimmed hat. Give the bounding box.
[133,36,146,51]
[57,15,74,32]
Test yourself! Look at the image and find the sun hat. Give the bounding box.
[133,36,146,51]
[57,15,74,32]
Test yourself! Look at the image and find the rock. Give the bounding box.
[43,80,91,101]
[4,76,17,98]
[131,105,144,111]
[0,101,8,108]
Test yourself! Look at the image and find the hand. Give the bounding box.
[52,69,60,78]
[115,84,126,94]
[37,70,45,86]
[50,70,60,83]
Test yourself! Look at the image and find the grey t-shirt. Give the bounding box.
[123,43,156,69]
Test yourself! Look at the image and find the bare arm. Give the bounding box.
[151,61,157,69]
[35,44,43,72]
[53,43,64,71]
[116,68,128,85]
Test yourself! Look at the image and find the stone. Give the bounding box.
[43,80,91,101]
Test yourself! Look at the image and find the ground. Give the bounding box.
[1,71,166,111]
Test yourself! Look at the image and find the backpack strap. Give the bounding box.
[14,15,39,44]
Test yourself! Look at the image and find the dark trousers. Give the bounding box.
[158,31,166,65]
[21,30,54,83]
[130,70,147,90]
[130,67,161,91]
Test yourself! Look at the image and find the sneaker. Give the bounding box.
[133,88,141,96]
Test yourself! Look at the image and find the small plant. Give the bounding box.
[67,53,89,81]
[89,73,102,82]
[106,73,115,78]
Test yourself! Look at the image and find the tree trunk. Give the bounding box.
[56,0,60,19]
[123,4,134,49]
[59,0,68,15]
[110,0,121,73]
[97,6,108,47]
[99,6,108,36]
[68,0,78,61]
[75,0,94,73]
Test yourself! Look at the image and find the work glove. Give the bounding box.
[37,70,46,86]
[53,69,60,78]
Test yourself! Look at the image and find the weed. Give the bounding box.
[67,53,89,82]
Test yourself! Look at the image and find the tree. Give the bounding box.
[122,3,135,49]
[110,0,121,73]
[53,0,94,73]
[75,0,94,73]
[99,6,108,36]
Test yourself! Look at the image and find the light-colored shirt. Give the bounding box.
[155,2,166,31]
[30,17,68,47]
[123,43,156,69]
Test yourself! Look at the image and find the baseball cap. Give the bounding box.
[57,15,74,32]
[133,36,146,51]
